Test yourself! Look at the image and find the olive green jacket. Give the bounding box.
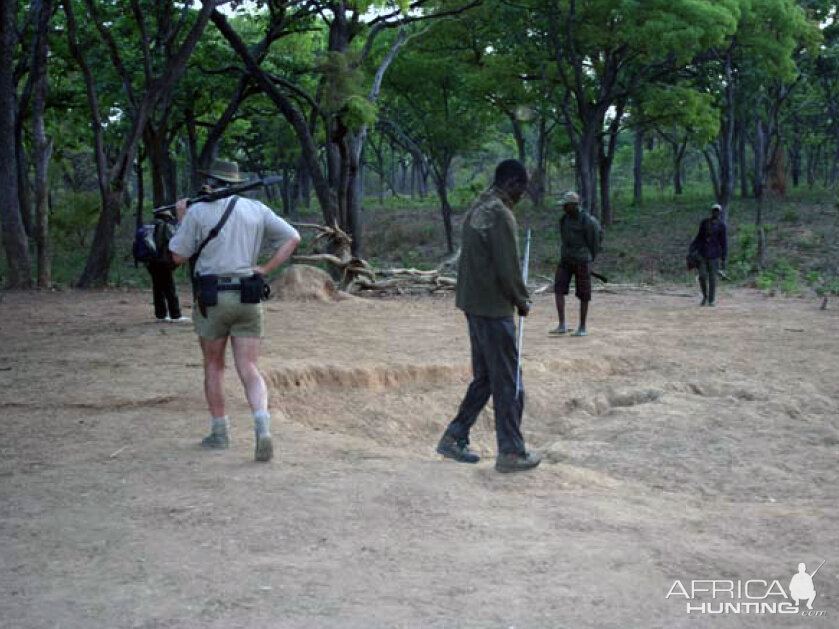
[560,211,601,263]
[455,187,530,318]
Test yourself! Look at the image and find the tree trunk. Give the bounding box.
[753,115,767,270]
[530,117,548,208]
[32,110,52,288]
[15,117,33,238]
[509,113,526,164]
[346,130,365,257]
[210,10,337,226]
[576,128,599,218]
[736,117,749,199]
[703,149,722,201]
[0,0,32,287]
[633,125,643,206]
[718,50,736,210]
[68,0,216,286]
[433,158,454,253]
[598,100,624,226]
[673,141,686,196]
[806,144,820,188]
[790,116,801,188]
[32,0,54,287]
[135,155,144,229]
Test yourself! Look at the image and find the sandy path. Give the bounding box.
[0,286,837,628]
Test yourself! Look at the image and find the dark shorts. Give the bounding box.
[555,260,592,301]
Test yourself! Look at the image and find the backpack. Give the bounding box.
[153,217,177,264]
[132,224,158,264]
[132,217,177,265]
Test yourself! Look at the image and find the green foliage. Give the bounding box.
[342,95,378,132]
[50,192,101,250]
[755,258,802,294]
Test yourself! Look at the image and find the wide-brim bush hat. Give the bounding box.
[200,159,246,184]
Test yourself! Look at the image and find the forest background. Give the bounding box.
[1,0,838,298]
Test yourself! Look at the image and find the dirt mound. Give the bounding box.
[270,264,340,302]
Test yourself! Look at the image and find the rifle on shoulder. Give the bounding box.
[152,176,282,215]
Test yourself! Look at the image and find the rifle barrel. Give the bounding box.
[152,176,282,215]
[810,559,826,578]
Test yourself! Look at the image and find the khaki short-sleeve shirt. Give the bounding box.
[169,196,299,277]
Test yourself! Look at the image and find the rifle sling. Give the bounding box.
[188,195,239,279]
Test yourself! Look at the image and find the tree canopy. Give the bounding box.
[0,0,832,286]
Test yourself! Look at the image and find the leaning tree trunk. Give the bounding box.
[432,159,455,253]
[79,187,122,286]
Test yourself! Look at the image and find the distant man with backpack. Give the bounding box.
[690,203,728,306]
[549,191,601,337]
[144,210,188,323]
[169,159,301,463]
[436,158,541,473]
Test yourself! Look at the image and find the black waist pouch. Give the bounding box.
[196,274,219,307]
[240,273,268,303]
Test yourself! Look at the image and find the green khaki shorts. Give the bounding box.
[194,291,264,339]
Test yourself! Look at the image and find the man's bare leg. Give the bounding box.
[550,292,567,335]
[200,336,229,447]
[579,300,589,332]
[231,336,267,412]
[231,336,273,462]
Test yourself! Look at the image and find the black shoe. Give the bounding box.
[495,451,541,473]
[436,434,480,464]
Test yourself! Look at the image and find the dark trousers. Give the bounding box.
[445,313,526,456]
[147,261,181,320]
[698,257,719,303]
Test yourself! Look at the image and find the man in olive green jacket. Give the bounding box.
[436,159,541,473]
[549,191,601,337]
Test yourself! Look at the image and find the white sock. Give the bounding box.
[210,416,229,435]
[254,410,270,437]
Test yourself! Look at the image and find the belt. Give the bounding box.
[217,276,242,291]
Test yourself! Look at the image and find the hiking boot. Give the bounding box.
[201,432,229,449]
[436,434,479,464]
[255,433,273,462]
[495,451,542,473]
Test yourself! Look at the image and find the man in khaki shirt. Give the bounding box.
[170,160,300,462]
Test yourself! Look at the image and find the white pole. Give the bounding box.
[515,229,532,398]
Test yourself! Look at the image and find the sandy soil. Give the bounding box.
[0,284,837,628]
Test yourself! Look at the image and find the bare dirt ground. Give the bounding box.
[1,284,837,628]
